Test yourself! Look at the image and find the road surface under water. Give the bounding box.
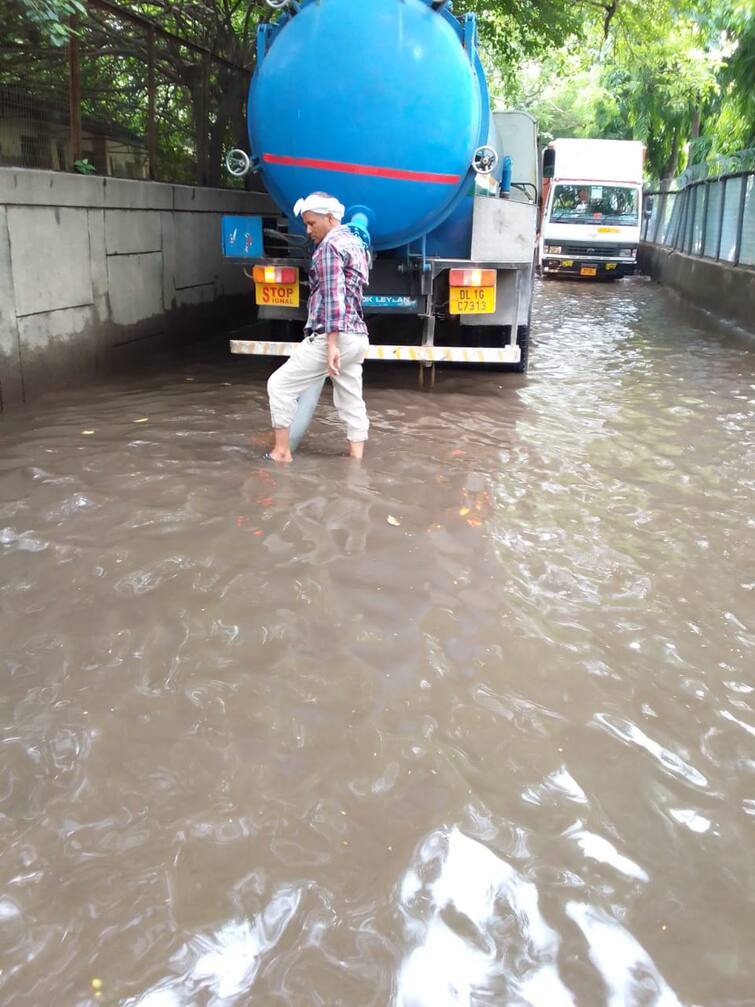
[1,277,753,1006]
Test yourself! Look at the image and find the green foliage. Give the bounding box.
[501,0,754,179]
[17,0,86,45]
[5,0,269,185]
[6,0,753,184]
[454,0,583,73]
[513,58,621,144]
[706,0,755,153]
[73,158,96,174]
[475,0,740,177]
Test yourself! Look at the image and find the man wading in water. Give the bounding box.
[266,192,370,462]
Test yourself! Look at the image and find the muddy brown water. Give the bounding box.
[1,278,753,1007]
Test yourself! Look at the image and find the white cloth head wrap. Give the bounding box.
[293,193,345,220]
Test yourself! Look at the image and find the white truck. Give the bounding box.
[538,138,644,279]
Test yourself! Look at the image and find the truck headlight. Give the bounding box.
[619,247,636,257]
[545,245,562,254]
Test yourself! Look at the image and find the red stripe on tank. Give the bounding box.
[262,153,461,185]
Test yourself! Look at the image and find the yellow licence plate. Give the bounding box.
[449,286,496,314]
[254,283,299,307]
[580,266,597,277]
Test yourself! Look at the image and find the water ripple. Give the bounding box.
[1,280,753,1004]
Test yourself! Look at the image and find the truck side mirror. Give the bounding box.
[542,148,555,179]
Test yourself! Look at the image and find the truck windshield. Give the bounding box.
[549,184,639,226]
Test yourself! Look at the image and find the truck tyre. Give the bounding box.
[513,324,529,373]
[512,286,533,373]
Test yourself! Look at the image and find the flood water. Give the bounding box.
[1,277,754,1007]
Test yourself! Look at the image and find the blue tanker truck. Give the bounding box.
[222,0,538,388]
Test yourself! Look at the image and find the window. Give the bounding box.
[550,184,639,226]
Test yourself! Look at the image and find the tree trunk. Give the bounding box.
[208,115,227,188]
[662,128,681,179]
[196,55,210,186]
[208,70,246,187]
[690,107,701,140]
[184,58,211,186]
[226,72,267,194]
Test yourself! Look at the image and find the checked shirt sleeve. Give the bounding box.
[319,241,347,334]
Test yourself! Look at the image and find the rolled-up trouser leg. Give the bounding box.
[332,333,370,442]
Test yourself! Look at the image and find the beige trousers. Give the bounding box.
[267,332,370,442]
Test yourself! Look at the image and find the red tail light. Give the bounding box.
[253,265,298,284]
[448,268,496,287]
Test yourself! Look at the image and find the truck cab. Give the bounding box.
[539,139,644,280]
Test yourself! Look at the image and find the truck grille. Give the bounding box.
[563,242,622,257]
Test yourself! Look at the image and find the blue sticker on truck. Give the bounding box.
[221,215,264,258]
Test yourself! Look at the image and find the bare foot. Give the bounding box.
[267,450,292,463]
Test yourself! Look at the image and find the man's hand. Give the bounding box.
[328,346,341,376]
[327,333,340,376]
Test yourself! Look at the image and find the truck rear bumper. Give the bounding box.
[230,339,521,366]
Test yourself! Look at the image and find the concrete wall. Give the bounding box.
[0,168,275,409]
[639,242,755,335]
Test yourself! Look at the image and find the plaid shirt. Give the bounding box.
[305,225,369,336]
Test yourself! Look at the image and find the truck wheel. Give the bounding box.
[513,324,529,373]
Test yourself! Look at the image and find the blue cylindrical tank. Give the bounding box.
[248,0,492,251]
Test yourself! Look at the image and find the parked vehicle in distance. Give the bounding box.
[539,138,644,280]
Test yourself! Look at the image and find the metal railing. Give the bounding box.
[642,149,755,268]
[0,0,253,186]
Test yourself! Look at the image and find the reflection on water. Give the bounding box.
[129,888,301,1006]
[566,902,681,1007]
[1,278,754,1005]
[397,827,574,1006]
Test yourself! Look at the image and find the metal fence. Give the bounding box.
[642,149,755,268]
[0,0,252,186]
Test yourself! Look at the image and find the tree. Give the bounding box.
[17,0,86,45]
[3,0,270,185]
[503,0,751,178]
[8,0,586,186]
[8,0,752,186]
[705,0,755,154]
[454,0,583,75]
[79,1,267,185]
